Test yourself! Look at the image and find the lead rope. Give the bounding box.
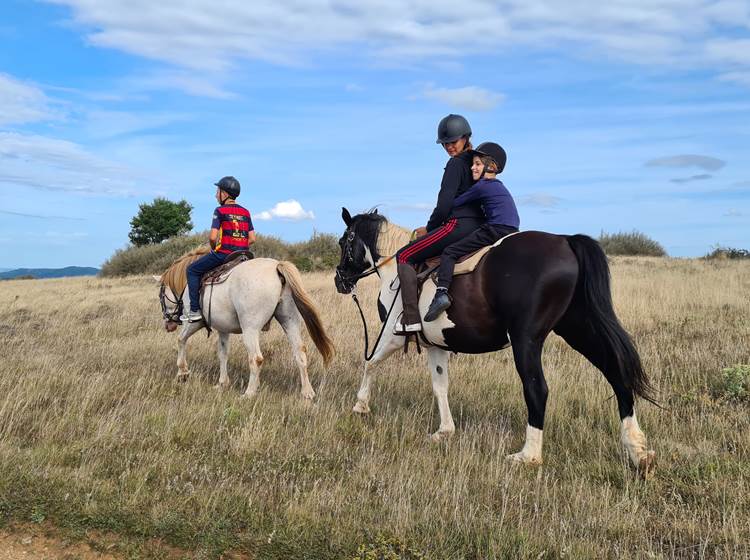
[351,285,400,362]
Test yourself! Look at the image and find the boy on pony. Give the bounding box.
[181,176,256,323]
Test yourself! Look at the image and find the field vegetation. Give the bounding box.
[0,257,748,558]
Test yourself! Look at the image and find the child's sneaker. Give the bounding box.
[180,310,204,323]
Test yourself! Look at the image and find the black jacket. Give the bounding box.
[426,151,484,231]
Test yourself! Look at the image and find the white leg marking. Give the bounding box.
[507,424,544,465]
[240,330,263,398]
[427,348,455,442]
[621,413,655,476]
[353,330,402,414]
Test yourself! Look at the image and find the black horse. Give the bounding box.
[335,208,656,474]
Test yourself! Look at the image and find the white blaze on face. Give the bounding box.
[420,279,456,346]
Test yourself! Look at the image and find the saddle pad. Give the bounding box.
[422,231,521,277]
[201,251,254,287]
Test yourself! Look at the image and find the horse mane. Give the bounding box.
[161,245,211,294]
[353,210,411,260]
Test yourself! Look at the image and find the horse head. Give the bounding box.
[334,207,384,294]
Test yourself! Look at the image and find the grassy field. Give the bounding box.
[0,257,748,559]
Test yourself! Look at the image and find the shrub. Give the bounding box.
[100,231,341,277]
[704,246,750,260]
[598,231,666,257]
[720,365,749,401]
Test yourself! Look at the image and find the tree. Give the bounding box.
[129,198,193,246]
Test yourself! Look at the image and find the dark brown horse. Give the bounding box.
[334,208,656,474]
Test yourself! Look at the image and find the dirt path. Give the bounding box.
[0,526,119,560]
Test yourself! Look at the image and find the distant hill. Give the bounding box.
[0,266,99,280]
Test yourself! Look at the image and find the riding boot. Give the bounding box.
[394,263,422,334]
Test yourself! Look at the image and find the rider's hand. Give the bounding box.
[414,226,428,238]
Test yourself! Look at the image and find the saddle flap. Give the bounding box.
[201,250,254,287]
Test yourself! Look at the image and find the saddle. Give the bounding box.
[416,231,520,283]
[201,250,254,288]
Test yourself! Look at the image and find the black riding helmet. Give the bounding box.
[436,114,472,144]
[214,176,241,198]
[469,142,507,173]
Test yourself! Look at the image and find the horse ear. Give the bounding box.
[342,207,353,226]
[152,275,162,283]
[373,209,379,215]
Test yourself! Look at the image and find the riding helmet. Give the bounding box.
[214,176,241,198]
[470,142,507,173]
[436,114,472,144]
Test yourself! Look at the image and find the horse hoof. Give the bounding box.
[241,391,257,400]
[352,401,370,414]
[429,430,454,443]
[506,452,543,466]
[301,388,316,400]
[638,450,657,480]
[176,372,190,383]
[215,382,231,391]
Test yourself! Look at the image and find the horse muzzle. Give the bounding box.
[334,268,355,294]
[164,319,180,332]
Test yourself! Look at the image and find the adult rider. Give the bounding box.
[393,114,485,334]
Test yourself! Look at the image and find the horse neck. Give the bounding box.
[375,221,411,257]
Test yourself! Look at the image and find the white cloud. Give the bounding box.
[0,73,58,125]
[645,155,726,171]
[43,0,750,87]
[518,193,562,208]
[255,199,315,221]
[0,132,142,196]
[723,209,743,217]
[422,85,505,112]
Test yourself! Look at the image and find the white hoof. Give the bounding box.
[506,451,543,465]
[429,429,454,443]
[638,450,657,480]
[301,386,316,400]
[241,391,257,400]
[215,380,231,390]
[352,401,370,414]
[176,371,190,383]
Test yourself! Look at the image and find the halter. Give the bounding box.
[334,228,394,290]
[159,283,185,323]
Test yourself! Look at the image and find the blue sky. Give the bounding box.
[1,0,748,267]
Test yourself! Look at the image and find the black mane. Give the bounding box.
[352,210,387,261]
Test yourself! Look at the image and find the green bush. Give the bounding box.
[100,231,341,277]
[720,365,750,401]
[129,198,193,246]
[598,231,667,257]
[704,246,750,260]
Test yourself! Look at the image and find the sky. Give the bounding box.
[0,0,749,268]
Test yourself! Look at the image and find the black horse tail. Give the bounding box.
[565,235,657,405]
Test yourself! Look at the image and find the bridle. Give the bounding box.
[159,283,184,323]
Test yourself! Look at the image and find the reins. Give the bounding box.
[352,284,400,362]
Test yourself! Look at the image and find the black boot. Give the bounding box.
[424,288,451,322]
[394,263,422,334]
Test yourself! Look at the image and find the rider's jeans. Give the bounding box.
[186,251,227,312]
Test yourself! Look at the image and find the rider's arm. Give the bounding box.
[209,228,220,249]
[247,230,257,246]
[426,158,463,231]
[452,183,481,208]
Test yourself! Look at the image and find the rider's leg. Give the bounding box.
[186,252,226,314]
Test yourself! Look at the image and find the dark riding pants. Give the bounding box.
[436,224,518,290]
[187,251,227,312]
[396,217,483,324]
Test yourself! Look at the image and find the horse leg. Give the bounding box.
[216,332,231,389]
[353,332,403,414]
[240,329,263,398]
[427,347,455,442]
[175,321,203,382]
[554,313,655,475]
[507,334,547,465]
[275,298,315,400]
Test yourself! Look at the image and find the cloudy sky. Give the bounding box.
[1,0,749,267]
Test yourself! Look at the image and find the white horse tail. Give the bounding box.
[276,261,335,366]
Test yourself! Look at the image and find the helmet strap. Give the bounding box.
[219,191,230,205]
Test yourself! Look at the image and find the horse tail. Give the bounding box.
[565,234,657,405]
[276,261,335,366]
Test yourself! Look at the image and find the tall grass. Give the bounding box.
[0,258,748,558]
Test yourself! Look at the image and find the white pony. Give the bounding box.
[156,247,334,398]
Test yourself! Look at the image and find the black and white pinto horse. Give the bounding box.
[334,208,656,474]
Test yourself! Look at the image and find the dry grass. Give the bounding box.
[0,257,748,559]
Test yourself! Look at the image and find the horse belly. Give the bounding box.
[420,278,510,353]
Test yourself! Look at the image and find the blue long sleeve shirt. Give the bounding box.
[452,178,520,229]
